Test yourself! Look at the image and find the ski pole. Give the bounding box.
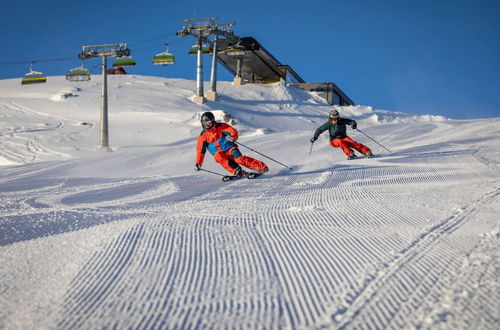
[356,128,392,153]
[235,141,291,169]
[309,142,314,156]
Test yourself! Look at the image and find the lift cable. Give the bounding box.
[0,57,76,66]
[128,32,178,47]
[132,37,187,53]
[0,30,195,72]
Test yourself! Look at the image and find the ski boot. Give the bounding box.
[235,168,248,177]
[260,166,269,175]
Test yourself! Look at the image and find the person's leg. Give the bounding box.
[214,151,240,174]
[330,138,353,156]
[342,136,372,154]
[231,148,268,172]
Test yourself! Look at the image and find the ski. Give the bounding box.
[222,172,262,182]
[348,153,375,160]
[222,175,250,182]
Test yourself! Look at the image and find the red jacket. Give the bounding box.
[196,123,239,165]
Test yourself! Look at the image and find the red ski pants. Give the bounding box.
[330,136,371,156]
[214,147,267,174]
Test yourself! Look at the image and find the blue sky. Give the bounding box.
[1,0,499,119]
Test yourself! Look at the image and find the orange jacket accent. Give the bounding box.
[196,123,239,165]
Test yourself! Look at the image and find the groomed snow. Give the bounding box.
[0,75,498,329]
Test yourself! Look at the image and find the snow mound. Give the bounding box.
[243,128,272,137]
[340,105,448,125]
[50,92,78,101]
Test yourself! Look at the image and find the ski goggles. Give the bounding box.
[202,120,214,128]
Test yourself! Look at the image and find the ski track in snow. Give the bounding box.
[2,146,498,329]
[0,102,84,165]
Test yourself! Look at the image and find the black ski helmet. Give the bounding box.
[200,111,216,129]
[329,109,340,119]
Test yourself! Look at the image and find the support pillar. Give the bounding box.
[207,34,218,101]
[232,57,244,86]
[98,55,111,152]
[194,33,206,104]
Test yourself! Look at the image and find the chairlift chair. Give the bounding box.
[21,63,47,85]
[112,56,136,67]
[188,44,210,55]
[225,45,246,57]
[153,44,175,65]
[152,51,175,65]
[66,65,90,81]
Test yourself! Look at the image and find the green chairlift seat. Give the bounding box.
[225,45,246,57]
[188,44,210,55]
[66,66,91,81]
[112,56,136,67]
[21,63,47,85]
[152,52,175,65]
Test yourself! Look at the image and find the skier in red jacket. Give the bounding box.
[195,112,268,176]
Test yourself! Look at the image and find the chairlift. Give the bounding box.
[152,52,175,65]
[188,43,210,55]
[152,44,175,65]
[112,56,136,67]
[66,63,90,81]
[225,45,246,57]
[21,63,46,85]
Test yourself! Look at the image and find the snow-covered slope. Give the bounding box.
[0,75,498,329]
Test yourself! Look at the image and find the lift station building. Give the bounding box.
[216,37,355,106]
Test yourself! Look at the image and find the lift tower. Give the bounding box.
[208,22,240,98]
[177,18,239,103]
[79,43,131,152]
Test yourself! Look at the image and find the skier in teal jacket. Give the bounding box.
[311,109,373,160]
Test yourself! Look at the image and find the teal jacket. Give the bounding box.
[313,118,356,141]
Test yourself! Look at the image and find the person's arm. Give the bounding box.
[345,118,357,129]
[221,124,238,142]
[195,134,207,166]
[312,122,330,141]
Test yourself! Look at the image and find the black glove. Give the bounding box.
[195,164,201,171]
[351,122,357,129]
[310,137,317,143]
